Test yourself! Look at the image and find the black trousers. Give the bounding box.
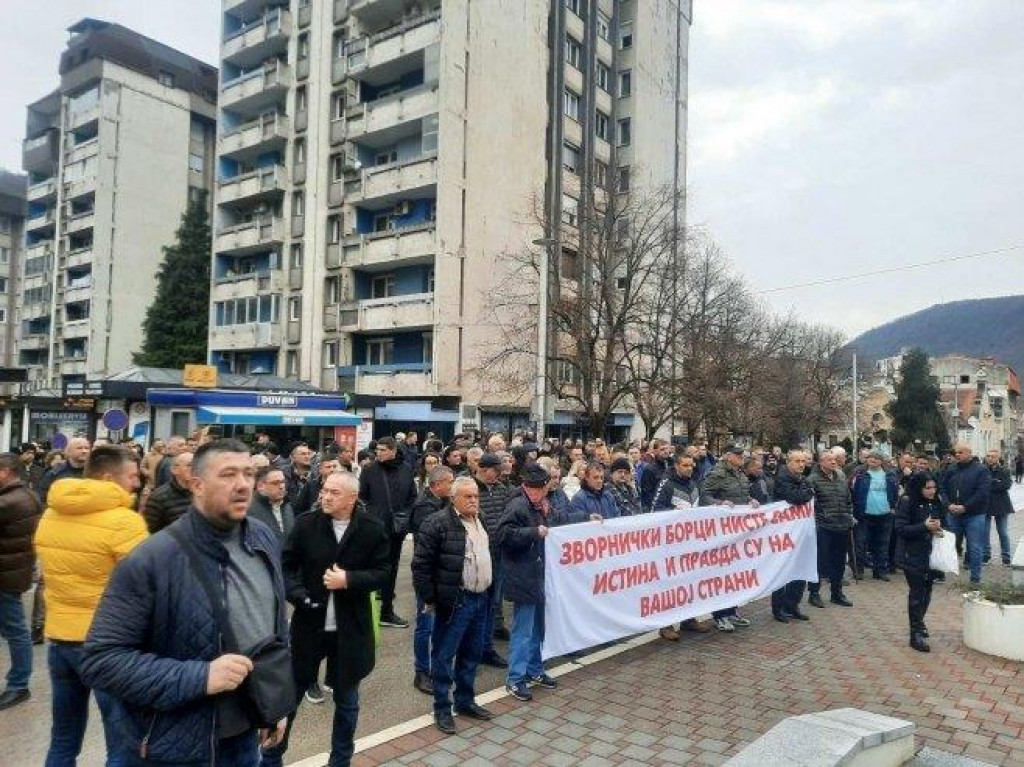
[771,580,805,614]
[382,532,405,613]
[808,528,848,596]
[904,569,933,635]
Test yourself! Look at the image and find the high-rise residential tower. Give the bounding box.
[0,172,27,374]
[19,18,217,392]
[210,0,690,439]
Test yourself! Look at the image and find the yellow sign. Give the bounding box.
[183,364,218,389]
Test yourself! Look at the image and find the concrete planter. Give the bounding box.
[962,594,1024,661]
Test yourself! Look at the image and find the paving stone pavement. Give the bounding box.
[353,511,1024,767]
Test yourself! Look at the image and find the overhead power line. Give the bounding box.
[757,244,1024,295]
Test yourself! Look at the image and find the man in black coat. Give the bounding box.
[359,436,417,627]
[293,454,341,515]
[247,466,295,544]
[474,453,510,665]
[0,453,42,709]
[412,476,494,735]
[983,449,1015,566]
[940,444,991,584]
[771,451,814,623]
[37,436,90,505]
[263,472,390,767]
[142,451,193,533]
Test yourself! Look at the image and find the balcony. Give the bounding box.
[346,85,438,142]
[347,11,441,77]
[337,363,435,397]
[221,63,292,118]
[65,138,99,166]
[346,152,437,206]
[214,217,284,255]
[23,132,57,173]
[342,222,435,270]
[27,178,57,203]
[63,175,97,201]
[222,9,291,69]
[219,113,289,162]
[62,320,90,340]
[64,211,95,235]
[67,104,100,132]
[351,293,434,332]
[211,270,285,301]
[19,336,49,351]
[64,281,93,305]
[22,303,52,321]
[217,165,287,205]
[26,209,56,233]
[349,0,430,30]
[66,247,93,269]
[209,322,282,350]
[59,358,88,376]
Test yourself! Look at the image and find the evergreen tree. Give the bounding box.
[133,194,211,368]
[886,348,951,452]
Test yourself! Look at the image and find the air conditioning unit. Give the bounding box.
[394,201,412,216]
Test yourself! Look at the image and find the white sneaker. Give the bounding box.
[715,617,735,632]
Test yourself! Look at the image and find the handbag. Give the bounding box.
[928,529,960,575]
[168,527,297,727]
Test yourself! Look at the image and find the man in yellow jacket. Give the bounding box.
[34,444,147,766]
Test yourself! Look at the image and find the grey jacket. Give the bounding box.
[246,493,295,543]
[700,462,752,506]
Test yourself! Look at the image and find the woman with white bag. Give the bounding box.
[895,473,947,653]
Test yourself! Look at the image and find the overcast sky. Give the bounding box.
[1,1,1021,340]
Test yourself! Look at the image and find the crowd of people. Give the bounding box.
[0,427,1018,765]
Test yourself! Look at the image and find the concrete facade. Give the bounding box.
[0,172,27,373]
[18,19,216,393]
[210,0,690,439]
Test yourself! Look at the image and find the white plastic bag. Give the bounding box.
[929,530,959,574]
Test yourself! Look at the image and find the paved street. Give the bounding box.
[4,491,1023,766]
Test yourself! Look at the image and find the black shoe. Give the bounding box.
[808,593,825,608]
[413,672,433,695]
[31,628,43,646]
[530,673,558,689]
[493,626,510,641]
[0,689,30,711]
[830,594,853,607]
[773,612,790,623]
[910,633,930,653]
[454,702,493,721]
[304,683,325,705]
[873,572,891,582]
[435,709,457,735]
[852,568,864,581]
[982,555,991,565]
[788,609,810,621]
[920,625,929,638]
[380,611,409,628]
[480,650,508,668]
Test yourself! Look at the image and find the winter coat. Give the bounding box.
[808,466,855,532]
[359,454,417,536]
[409,488,446,537]
[293,473,322,515]
[282,463,312,509]
[696,454,717,481]
[411,505,474,619]
[986,463,1015,516]
[608,481,642,516]
[36,462,84,506]
[747,473,774,505]
[283,505,390,689]
[569,484,620,519]
[851,470,899,516]
[142,478,192,534]
[700,463,751,506]
[80,510,287,765]
[246,493,295,543]
[34,479,148,641]
[638,456,670,511]
[0,480,42,593]
[773,466,815,506]
[940,457,990,517]
[653,473,701,511]
[475,477,510,557]
[498,490,586,605]
[895,495,943,573]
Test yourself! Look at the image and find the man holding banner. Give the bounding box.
[770,451,815,622]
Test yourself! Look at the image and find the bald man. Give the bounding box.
[143,452,194,533]
[940,444,990,584]
[37,437,90,506]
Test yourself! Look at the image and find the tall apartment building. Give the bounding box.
[0,172,27,372]
[210,0,690,439]
[19,18,217,392]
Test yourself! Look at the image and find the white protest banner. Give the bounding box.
[542,502,817,659]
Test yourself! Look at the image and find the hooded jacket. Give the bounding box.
[34,479,148,641]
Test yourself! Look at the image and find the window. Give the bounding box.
[289,243,303,269]
[288,296,301,321]
[331,154,345,181]
[560,247,579,280]
[617,117,632,146]
[426,267,435,293]
[366,338,395,366]
[0,247,8,264]
[295,86,308,113]
[333,32,346,60]
[323,341,338,367]
[332,92,346,119]
[171,412,191,437]
[286,350,299,377]
[618,165,631,193]
[563,89,580,121]
[562,142,580,174]
[422,332,433,363]
[620,21,633,49]
[565,0,581,16]
[373,213,394,233]
[325,276,340,304]
[619,70,632,97]
[595,161,608,187]
[188,153,204,173]
[561,194,579,227]
[0,308,6,323]
[597,13,611,41]
[426,200,437,222]
[294,138,306,165]
[297,33,310,61]
[0,278,8,294]
[565,35,582,69]
[158,71,175,88]
[292,190,305,217]
[375,149,398,166]
[327,214,342,243]
[597,62,610,92]
[558,359,580,385]
[371,274,396,299]
[595,110,609,141]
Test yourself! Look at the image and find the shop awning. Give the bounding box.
[197,406,362,427]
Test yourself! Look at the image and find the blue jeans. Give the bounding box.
[506,602,544,687]
[414,597,434,674]
[430,591,488,714]
[45,642,124,767]
[0,591,32,691]
[260,684,359,767]
[864,514,893,574]
[985,515,1012,561]
[483,557,504,654]
[947,513,987,583]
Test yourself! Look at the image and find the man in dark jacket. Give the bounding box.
[293,454,340,515]
[771,451,814,623]
[653,453,701,511]
[638,440,672,511]
[359,436,417,627]
[498,464,589,702]
[412,476,494,735]
[474,453,510,666]
[81,439,290,766]
[282,444,313,508]
[247,466,296,544]
[262,472,390,767]
[0,453,42,709]
[608,457,642,516]
[940,444,991,584]
[808,450,856,608]
[142,451,193,533]
[569,462,620,519]
[152,435,186,489]
[18,444,43,492]
[36,436,89,505]
[409,466,453,695]
[983,449,1015,566]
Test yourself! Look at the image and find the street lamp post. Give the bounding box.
[532,236,557,439]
